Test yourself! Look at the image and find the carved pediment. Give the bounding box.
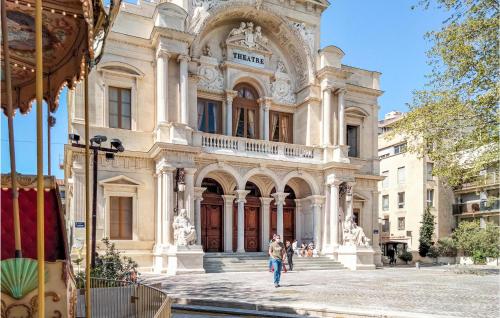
[98,175,142,187]
[226,22,271,54]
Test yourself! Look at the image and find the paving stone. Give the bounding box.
[146,266,500,318]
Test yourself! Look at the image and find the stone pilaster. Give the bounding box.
[271,192,289,239]
[234,190,250,253]
[222,195,236,252]
[193,187,206,245]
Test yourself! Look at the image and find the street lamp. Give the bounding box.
[70,133,125,268]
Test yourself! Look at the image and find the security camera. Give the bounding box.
[90,135,107,145]
[110,139,124,152]
[69,133,80,143]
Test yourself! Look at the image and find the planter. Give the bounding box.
[486,257,500,266]
[458,256,474,265]
[437,256,456,265]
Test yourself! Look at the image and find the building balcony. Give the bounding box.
[453,199,500,216]
[459,172,500,190]
[192,132,324,163]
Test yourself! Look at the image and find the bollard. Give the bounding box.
[416,261,420,269]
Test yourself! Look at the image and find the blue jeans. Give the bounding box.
[269,257,273,270]
[271,259,282,285]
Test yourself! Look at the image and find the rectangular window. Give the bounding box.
[426,162,434,181]
[394,143,407,155]
[382,195,389,211]
[398,192,405,209]
[382,217,390,232]
[382,170,389,188]
[109,87,131,129]
[397,166,406,185]
[347,125,360,157]
[197,99,222,134]
[109,196,133,240]
[398,217,405,230]
[269,111,293,143]
[427,189,434,207]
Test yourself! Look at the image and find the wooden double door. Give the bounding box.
[200,195,223,252]
[233,197,261,252]
[270,199,296,244]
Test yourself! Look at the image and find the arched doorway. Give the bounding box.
[233,84,259,139]
[270,185,296,244]
[200,178,224,252]
[233,181,261,252]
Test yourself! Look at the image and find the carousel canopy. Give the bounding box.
[0,0,121,115]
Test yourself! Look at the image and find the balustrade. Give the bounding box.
[193,132,322,162]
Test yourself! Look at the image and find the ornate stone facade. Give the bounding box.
[64,0,384,273]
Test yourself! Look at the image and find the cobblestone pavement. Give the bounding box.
[146,267,500,318]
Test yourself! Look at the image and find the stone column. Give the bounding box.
[178,54,190,125]
[323,185,331,247]
[194,187,206,245]
[260,197,273,251]
[234,190,250,253]
[161,167,175,245]
[156,50,169,123]
[225,91,237,136]
[153,171,164,272]
[371,189,382,266]
[184,168,196,222]
[310,195,325,251]
[329,181,341,248]
[322,87,332,146]
[222,195,235,252]
[294,199,302,243]
[338,88,346,146]
[271,192,289,238]
[263,97,272,141]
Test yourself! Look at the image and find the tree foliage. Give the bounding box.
[390,0,499,186]
[419,207,435,257]
[453,220,500,263]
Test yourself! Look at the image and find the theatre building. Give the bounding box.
[64,0,384,272]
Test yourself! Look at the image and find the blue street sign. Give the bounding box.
[75,221,85,228]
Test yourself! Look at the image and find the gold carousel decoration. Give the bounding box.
[0,0,120,317]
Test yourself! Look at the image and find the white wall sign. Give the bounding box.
[231,49,265,68]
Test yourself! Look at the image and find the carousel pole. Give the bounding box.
[35,0,45,316]
[84,61,92,318]
[1,0,22,258]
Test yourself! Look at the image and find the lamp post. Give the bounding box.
[70,134,124,268]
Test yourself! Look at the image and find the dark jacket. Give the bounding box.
[286,245,294,256]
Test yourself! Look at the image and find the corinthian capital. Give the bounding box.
[271,192,289,206]
[234,189,250,203]
[225,90,238,103]
[177,54,191,63]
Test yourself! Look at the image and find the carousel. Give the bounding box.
[0,0,120,317]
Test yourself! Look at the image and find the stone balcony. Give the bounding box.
[192,132,324,164]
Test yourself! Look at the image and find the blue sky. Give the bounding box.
[1,0,447,179]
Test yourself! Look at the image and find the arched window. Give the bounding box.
[233,84,259,139]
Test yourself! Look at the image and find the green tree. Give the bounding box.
[453,220,500,263]
[419,207,435,257]
[390,0,499,186]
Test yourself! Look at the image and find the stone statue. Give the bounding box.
[255,0,263,10]
[190,0,214,33]
[202,44,212,57]
[254,26,268,45]
[342,215,370,247]
[173,209,196,246]
[276,58,287,73]
[229,22,246,37]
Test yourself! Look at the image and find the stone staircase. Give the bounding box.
[203,253,345,273]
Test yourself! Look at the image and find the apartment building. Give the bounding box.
[378,111,454,259]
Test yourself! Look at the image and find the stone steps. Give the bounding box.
[203,254,346,273]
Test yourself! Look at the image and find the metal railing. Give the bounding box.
[76,277,171,318]
[453,199,500,215]
[460,172,500,189]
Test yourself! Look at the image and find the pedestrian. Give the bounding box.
[286,240,294,271]
[388,247,395,266]
[292,239,298,256]
[269,234,285,288]
[269,234,276,272]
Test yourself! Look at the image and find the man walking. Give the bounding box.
[269,234,285,288]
